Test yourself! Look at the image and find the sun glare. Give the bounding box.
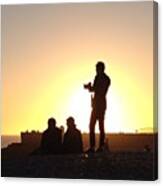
[106,91,124,133]
[66,87,91,132]
[65,86,125,133]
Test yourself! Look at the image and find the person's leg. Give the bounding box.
[99,114,105,148]
[89,110,96,150]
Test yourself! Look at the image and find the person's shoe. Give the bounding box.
[85,148,95,154]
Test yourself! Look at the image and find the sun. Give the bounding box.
[66,86,92,132]
[65,86,125,133]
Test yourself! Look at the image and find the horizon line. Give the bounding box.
[1,131,158,136]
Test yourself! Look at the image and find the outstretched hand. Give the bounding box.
[83,82,92,91]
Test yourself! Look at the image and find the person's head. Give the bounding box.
[96,61,105,74]
[66,116,76,129]
[47,117,56,129]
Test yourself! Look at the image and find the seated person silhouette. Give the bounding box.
[63,117,83,154]
[40,117,62,155]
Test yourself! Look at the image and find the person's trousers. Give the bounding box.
[89,109,105,148]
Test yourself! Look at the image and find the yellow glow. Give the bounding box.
[2,2,155,135]
[66,87,91,132]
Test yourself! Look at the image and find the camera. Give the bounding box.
[83,82,92,90]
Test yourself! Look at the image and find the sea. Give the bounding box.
[1,135,20,148]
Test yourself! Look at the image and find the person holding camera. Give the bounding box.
[84,61,111,153]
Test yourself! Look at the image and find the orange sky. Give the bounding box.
[1,2,156,135]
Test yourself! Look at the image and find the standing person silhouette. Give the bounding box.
[84,62,111,153]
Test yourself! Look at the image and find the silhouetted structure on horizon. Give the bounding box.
[63,117,83,154]
[21,130,42,147]
[84,61,111,152]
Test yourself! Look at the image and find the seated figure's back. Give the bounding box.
[63,117,83,154]
[41,118,62,154]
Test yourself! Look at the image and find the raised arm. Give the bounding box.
[88,76,97,92]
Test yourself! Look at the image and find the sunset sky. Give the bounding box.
[2,2,156,135]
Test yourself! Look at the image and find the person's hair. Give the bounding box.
[66,116,76,128]
[96,61,105,72]
[48,117,56,128]
[67,117,75,124]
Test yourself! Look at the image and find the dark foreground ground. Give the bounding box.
[1,151,157,180]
